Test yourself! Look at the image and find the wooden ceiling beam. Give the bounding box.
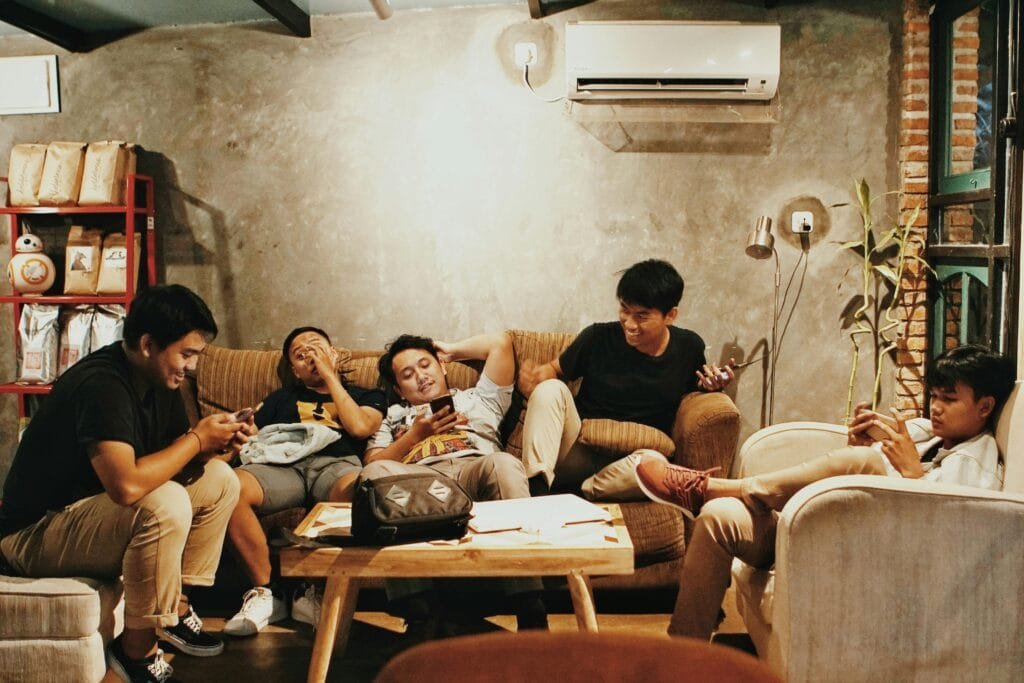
[250,0,311,37]
[0,0,92,51]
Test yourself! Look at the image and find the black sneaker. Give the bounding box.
[107,639,174,683]
[156,604,224,657]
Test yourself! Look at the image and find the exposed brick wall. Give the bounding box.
[895,0,931,415]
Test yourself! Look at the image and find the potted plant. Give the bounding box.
[838,179,931,421]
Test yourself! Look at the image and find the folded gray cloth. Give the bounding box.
[239,423,342,465]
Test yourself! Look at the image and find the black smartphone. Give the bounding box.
[232,407,254,423]
[429,394,455,415]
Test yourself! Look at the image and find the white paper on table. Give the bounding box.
[306,506,352,538]
[468,494,611,533]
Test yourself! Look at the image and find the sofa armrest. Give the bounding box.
[671,391,740,474]
[733,422,848,478]
[771,475,1024,681]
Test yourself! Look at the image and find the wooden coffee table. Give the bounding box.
[280,499,634,683]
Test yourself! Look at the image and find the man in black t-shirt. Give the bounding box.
[517,259,734,501]
[0,285,250,683]
[223,326,386,637]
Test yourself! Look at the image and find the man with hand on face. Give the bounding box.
[0,285,249,683]
[517,259,734,501]
[362,331,545,636]
[224,326,386,637]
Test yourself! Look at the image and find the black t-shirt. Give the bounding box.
[254,384,386,458]
[0,343,189,535]
[558,322,707,435]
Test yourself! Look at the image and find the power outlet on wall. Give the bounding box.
[791,211,814,234]
[514,42,538,67]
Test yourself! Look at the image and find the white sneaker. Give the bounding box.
[223,587,287,636]
[291,582,322,628]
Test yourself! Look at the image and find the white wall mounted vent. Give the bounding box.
[566,21,781,101]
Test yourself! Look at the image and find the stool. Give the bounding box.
[0,574,124,683]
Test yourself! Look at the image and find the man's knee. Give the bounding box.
[693,498,751,553]
[205,459,241,504]
[362,460,403,480]
[529,379,572,409]
[236,468,265,508]
[135,481,192,533]
[484,452,527,479]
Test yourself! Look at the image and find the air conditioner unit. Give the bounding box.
[566,21,781,101]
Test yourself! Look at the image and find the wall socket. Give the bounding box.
[791,211,814,233]
[514,42,538,67]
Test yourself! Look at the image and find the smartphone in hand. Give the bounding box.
[429,394,455,416]
[863,412,897,441]
[231,407,255,423]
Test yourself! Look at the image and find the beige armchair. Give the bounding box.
[731,384,1024,682]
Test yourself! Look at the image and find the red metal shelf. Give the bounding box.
[0,294,132,305]
[0,383,52,395]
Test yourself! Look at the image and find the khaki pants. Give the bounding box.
[669,446,888,639]
[0,459,240,630]
[519,379,645,501]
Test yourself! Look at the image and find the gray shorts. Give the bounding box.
[240,455,362,514]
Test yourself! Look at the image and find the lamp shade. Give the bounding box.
[745,216,774,259]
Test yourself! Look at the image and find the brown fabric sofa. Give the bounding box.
[181,329,741,591]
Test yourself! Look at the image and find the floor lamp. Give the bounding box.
[745,216,780,425]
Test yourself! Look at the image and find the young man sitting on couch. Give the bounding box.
[362,331,546,636]
[223,326,386,637]
[517,258,735,501]
[634,344,1014,641]
[0,285,248,683]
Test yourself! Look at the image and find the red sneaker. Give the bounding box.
[633,453,719,520]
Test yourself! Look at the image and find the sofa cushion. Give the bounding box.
[731,560,774,626]
[578,419,674,458]
[0,575,123,639]
[618,501,685,567]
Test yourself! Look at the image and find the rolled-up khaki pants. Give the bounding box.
[0,459,240,629]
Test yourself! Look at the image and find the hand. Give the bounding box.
[874,411,925,479]
[406,406,463,443]
[191,413,245,458]
[846,401,876,446]
[434,340,455,364]
[696,358,735,392]
[517,358,543,398]
[308,341,340,381]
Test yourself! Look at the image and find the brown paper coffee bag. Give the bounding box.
[78,141,136,206]
[37,142,86,206]
[7,144,48,207]
[58,305,94,375]
[64,226,104,294]
[96,232,142,294]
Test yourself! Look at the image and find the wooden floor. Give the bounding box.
[162,588,753,682]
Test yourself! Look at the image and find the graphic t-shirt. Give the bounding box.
[559,322,707,435]
[367,373,512,466]
[254,384,386,458]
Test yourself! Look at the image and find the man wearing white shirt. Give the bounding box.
[633,344,1014,640]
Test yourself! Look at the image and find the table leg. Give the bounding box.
[567,569,598,632]
[307,576,358,683]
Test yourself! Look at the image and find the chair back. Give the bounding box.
[996,381,1024,493]
[374,631,782,683]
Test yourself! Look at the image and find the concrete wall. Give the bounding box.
[0,0,902,484]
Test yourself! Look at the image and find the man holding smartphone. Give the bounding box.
[517,259,734,501]
[634,344,1013,642]
[0,285,249,683]
[362,331,544,636]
